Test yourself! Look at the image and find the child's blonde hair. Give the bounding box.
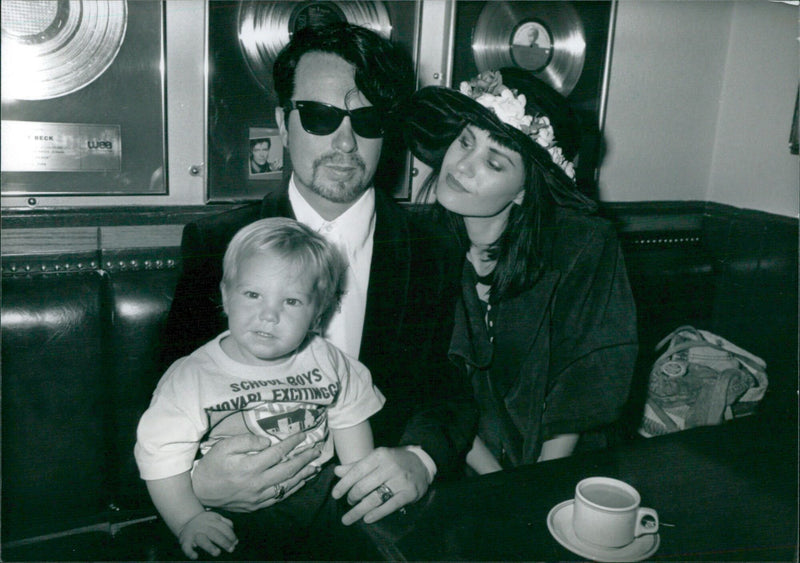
[222,217,346,331]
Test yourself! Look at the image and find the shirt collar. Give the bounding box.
[288,175,376,251]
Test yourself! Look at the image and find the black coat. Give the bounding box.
[449,208,638,467]
[161,186,477,477]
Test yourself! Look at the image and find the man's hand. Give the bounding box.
[192,432,321,512]
[332,447,430,525]
[178,511,237,560]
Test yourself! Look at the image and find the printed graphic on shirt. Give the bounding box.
[250,405,324,439]
[205,404,326,444]
[200,369,341,459]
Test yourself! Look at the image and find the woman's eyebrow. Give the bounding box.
[488,146,518,167]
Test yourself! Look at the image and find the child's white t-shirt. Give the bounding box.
[135,332,385,481]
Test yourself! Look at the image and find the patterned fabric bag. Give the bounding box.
[638,326,768,437]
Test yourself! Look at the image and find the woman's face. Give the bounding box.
[435,125,526,218]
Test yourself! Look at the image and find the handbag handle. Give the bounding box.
[655,327,767,378]
[652,333,768,403]
[655,325,703,352]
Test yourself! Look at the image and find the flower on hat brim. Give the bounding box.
[459,71,575,181]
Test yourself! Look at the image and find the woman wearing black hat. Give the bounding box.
[403,69,637,474]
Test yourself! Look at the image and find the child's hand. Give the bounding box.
[178,511,238,560]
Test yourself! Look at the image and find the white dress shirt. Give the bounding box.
[288,178,375,359]
[288,177,437,483]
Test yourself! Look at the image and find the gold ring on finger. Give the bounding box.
[376,484,394,503]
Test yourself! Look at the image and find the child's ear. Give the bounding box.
[219,282,229,315]
[309,310,324,334]
[312,314,322,333]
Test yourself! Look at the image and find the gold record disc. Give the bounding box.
[238,1,392,92]
[472,1,585,96]
[1,0,127,100]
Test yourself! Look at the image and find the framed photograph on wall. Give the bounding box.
[247,128,284,179]
[206,0,420,202]
[0,0,166,197]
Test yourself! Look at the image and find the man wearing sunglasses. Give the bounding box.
[160,22,476,557]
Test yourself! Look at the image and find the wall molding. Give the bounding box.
[2,201,796,276]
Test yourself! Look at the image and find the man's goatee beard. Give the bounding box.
[310,154,368,203]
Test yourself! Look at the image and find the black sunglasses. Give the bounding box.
[284,100,384,139]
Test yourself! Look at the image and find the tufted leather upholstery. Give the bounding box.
[106,270,186,510]
[1,268,181,549]
[0,201,796,560]
[2,273,112,537]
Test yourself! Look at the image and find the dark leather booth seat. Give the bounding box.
[1,201,797,560]
[606,203,799,436]
[2,263,184,560]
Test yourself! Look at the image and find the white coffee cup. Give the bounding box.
[572,477,659,548]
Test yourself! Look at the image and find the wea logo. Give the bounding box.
[87,140,113,150]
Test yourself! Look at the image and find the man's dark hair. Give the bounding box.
[250,138,271,151]
[273,22,413,114]
[273,22,414,192]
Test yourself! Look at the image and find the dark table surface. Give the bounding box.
[361,415,798,561]
[3,416,795,562]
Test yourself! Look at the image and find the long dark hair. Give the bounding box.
[418,127,595,303]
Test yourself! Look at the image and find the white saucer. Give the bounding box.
[547,500,660,562]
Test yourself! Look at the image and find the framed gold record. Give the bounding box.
[237,1,393,95]
[1,0,166,197]
[1,0,128,101]
[453,0,616,196]
[472,1,586,97]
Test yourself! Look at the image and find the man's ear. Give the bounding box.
[275,106,289,148]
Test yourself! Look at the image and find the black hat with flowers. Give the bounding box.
[402,68,581,192]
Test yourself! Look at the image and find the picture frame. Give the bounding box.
[0,1,167,197]
[247,129,284,179]
[451,0,616,198]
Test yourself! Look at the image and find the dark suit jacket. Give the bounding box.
[161,187,476,477]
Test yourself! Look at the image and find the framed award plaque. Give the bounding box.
[1,0,167,196]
